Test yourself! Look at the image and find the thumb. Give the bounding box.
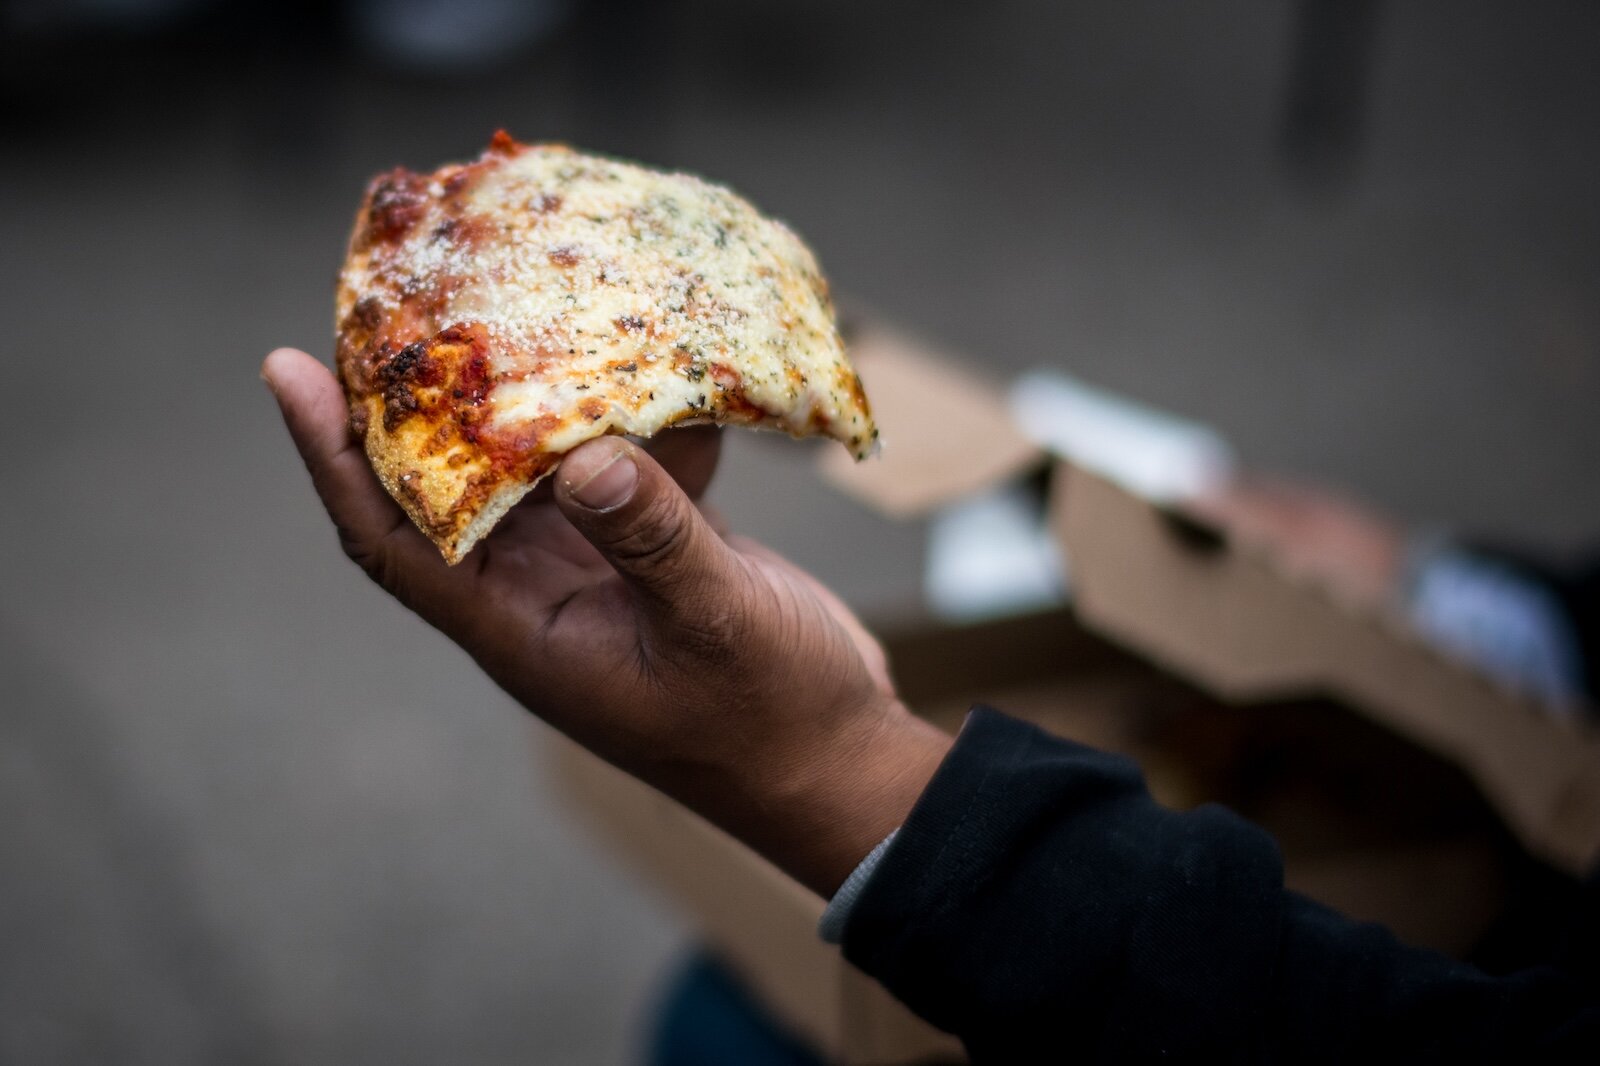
[556,437,744,618]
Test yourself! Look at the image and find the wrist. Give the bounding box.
[707,697,953,898]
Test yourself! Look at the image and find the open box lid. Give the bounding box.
[1057,466,1600,874]
[821,323,1600,875]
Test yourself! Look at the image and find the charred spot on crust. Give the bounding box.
[337,297,388,393]
[390,470,455,541]
[579,397,607,422]
[394,471,427,507]
[349,296,384,333]
[615,314,646,334]
[376,324,493,433]
[366,168,430,243]
[384,339,441,387]
[344,337,392,403]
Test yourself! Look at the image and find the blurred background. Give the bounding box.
[1,0,1598,1062]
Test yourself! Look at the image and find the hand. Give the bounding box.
[262,348,951,896]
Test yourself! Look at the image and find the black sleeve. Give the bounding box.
[841,707,1600,1063]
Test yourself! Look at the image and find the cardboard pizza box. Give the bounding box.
[1053,465,1600,876]
[552,741,962,1064]
[821,320,1600,877]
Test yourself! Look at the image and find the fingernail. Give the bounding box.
[571,448,638,510]
[260,350,289,395]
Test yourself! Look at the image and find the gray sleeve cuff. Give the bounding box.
[818,829,899,945]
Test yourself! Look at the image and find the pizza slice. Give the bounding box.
[335,131,877,564]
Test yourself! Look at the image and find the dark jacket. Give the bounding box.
[841,708,1600,1063]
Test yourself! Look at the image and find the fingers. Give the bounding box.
[261,348,438,580]
[555,437,745,622]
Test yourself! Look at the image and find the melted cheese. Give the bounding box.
[336,134,876,562]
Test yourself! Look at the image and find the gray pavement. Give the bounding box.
[1,1,1598,1062]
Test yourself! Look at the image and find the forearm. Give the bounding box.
[653,701,953,898]
[842,708,1600,1062]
